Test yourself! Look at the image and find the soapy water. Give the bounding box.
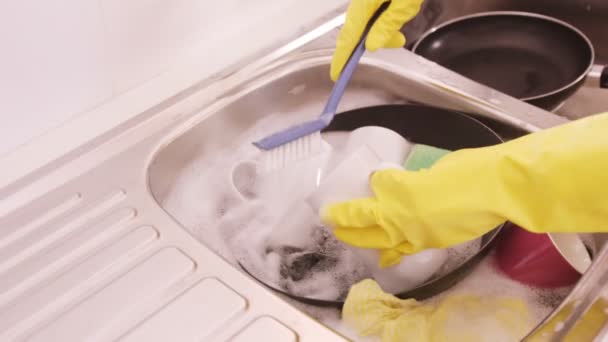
[223,127,486,301]
[162,107,483,301]
[292,252,572,342]
[161,88,405,279]
[161,114,371,299]
[224,201,370,300]
[161,106,572,339]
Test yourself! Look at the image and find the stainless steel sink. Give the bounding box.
[147,18,605,339]
[402,0,608,120]
[5,6,607,341]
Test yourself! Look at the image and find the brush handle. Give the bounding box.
[320,38,366,124]
[320,2,389,125]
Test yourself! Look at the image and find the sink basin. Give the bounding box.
[145,34,585,337]
[147,54,563,217]
[143,5,608,337]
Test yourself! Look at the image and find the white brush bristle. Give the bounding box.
[263,132,323,171]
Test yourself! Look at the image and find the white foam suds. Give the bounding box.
[428,252,572,336]
[160,98,572,340]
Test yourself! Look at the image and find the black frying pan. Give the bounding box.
[412,11,608,110]
[239,104,504,307]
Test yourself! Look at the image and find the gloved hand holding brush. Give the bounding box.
[330,0,424,81]
[322,112,608,267]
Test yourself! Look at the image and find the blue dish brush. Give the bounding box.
[252,4,388,153]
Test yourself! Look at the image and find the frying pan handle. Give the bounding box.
[585,64,608,88]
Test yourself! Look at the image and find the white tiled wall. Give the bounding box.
[101,0,241,93]
[0,0,346,157]
[0,0,113,156]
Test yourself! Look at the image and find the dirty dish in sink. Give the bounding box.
[232,104,504,306]
[304,141,447,295]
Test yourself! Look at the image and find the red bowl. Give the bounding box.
[495,223,582,288]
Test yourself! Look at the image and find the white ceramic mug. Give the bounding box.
[230,139,333,250]
[263,127,407,251]
[342,126,413,165]
[307,143,401,213]
[548,232,608,274]
[266,142,398,252]
[230,142,333,205]
[232,126,410,208]
[351,247,448,294]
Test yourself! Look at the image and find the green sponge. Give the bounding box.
[403,144,451,171]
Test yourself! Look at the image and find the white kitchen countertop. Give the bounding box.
[0,1,348,188]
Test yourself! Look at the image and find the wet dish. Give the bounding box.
[234,104,505,306]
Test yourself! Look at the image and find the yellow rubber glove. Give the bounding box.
[322,112,608,267]
[330,0,424,81]
[343,279,531,342]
